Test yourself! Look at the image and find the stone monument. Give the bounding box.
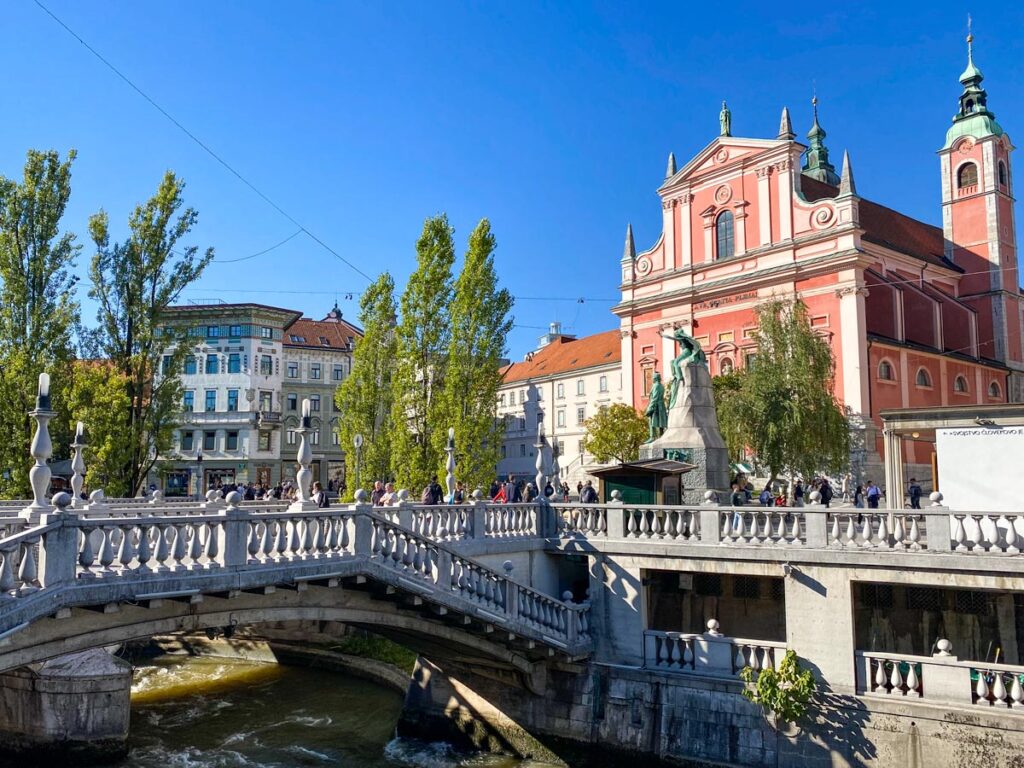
[639,328,731,503]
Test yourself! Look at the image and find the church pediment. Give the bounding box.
[660,136,791,192]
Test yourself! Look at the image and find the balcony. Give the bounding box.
[256,410,282,428]
[180,410,255,425]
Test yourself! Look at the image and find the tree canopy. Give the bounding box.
[582,403,649,465]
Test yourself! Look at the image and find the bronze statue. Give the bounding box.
[644,372,667,442]
[660,327,707,408]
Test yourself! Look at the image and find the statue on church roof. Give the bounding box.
[719,101,731,137]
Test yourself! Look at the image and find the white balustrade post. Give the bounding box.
[70,421,87,508]
[221,491,249,567]
[927,493,952,552]
[291,399,316,510]
[38,492,77,588]
[23,372,55,522]
[699,490,722,543]
[505,562,519,618]
[445,427,456,503]
[353,493,374,554]
[534,424,546,498]
[804,508,828,548]
[471,499,487,540]
[924,639,973,703]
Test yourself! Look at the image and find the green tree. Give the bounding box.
[66,361,133,497]
[437,219,513,492]
[0,149,80,497]
[582,403,649,465]
[390,215,456,492]
[86,171,214,495]
[335,273,397,499]
[712,370,748,462]
[714,298,849,481]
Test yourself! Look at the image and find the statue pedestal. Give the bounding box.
[640,362,730,504]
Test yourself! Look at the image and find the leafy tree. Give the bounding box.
[582,403,649,465]
[85,171,214,495]
[437,220,513,492]
[335,273,397,499]
[0,149,80,497]
[712,370,749,462]
[66,361,133,497]
[714,298,849,482]
[390,215,455,493]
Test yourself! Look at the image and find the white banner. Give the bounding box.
[935,426,1024,511]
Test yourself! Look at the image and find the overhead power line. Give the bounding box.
[33,0,373,282]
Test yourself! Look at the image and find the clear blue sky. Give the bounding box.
[2,1,1023,360]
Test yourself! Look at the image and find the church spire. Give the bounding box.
[801,95,840,186]
[944,22,1004,148]
[622,223,636,263]
[838,150,857,197]
[665,152,677,178]
[777,106,795,140]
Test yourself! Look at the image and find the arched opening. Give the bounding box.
[878,360,895,381]
[999,160,1008,187]
[989,381,1002,399]
[957,162,978,189]
[915,368,932,388]
[719,357,734,375]
[953,375,969,394]
[715,211,735,260]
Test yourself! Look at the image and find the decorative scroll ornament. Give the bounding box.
[811,205,835,229]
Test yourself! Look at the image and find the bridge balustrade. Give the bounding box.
[642,623,788,679]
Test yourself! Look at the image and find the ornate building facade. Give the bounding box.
[615,40,1020,484]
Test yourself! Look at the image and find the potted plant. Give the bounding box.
[740,649,816,734]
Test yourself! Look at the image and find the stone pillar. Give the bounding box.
[0,649,132,762]
[882,428,905,510]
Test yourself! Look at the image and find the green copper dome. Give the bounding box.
[943,34,1003,149]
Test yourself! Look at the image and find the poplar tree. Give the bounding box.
[0,149,80,498]
[438,219,513,491]
[390,215,455,492]
[86,171,214,495]
[335,273,397,498]
[714,298,849,482]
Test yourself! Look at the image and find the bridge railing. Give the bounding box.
[376,500,541,542]
[642,621,788,679]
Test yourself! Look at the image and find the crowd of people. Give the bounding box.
[728,472,922,510]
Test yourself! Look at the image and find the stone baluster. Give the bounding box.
[23,372,54,521]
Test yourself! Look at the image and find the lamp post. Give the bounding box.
[445,427,456,504]
[353,433,363,496]
[24,372,55,520]
[196,448,204,499]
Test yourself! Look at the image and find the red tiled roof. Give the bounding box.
[283,316,362,351]
[501,330,620,383]
[800,176,959,272]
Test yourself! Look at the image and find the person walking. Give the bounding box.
[312,481,329,508]
[759,485,774,507]
[793,480,805,507]
[580,480,599,504]
[380,482,398,506]
[428,475,444,505]
[819,478,834,509]
[730,482,746,531]
[908,478,922,510]
[866,480,881,509]
[853,484,865,509]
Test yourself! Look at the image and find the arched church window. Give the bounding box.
[957,162,978,189]
[719,357,734,375]
[878,360,895,381]
[915,368,932,388]
[989,381,1002,399]
[965,99,975,113]
[999,161,1008,187]
[715,211,735,260]
[953,375,969,393]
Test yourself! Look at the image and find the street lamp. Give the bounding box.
[196,448,204,498]
[353,433,363,495]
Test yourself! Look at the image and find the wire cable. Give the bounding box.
[213,230,303,264]
[33,0,373,282]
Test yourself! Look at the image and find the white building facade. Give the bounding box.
[496,326,624,491]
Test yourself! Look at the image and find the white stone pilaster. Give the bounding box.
[756,166,772,247]
[836,283,869,415]
[662,199,676,271]
[679,193,693,267]
[775,160,793,241]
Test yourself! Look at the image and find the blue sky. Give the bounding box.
[2,1,1023,359]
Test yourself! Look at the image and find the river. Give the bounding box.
[124,656,560,768]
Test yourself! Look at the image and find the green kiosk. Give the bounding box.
[590,458,695,505]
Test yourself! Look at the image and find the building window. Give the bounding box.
[599,375,608,392]
[332,429,339,446]
[520,389,526,404]
[510,392,516,405]
[258,431,271,451]
[259,391,272,411]
[229,325,242,338]
[287,393,297,411]
[576,407,586,424]
[260,327,273,339]
[576,379,585,396]
[227,353,241,373]
[537,389,543,401]
[989,381,1002,399]
[536,411,544,426]
[206,325,219,339]
[205,390,217,412]
[287,362,298,378]
[642,366,654,396]
[556,440,564,457]
[332,365,344,381]
[878,360,895,381]
[957,162,978,189]
[718,331,734,343]
[520,444,526,457]
[311,364,321,380]
[556,383,564,399]
[953,375,969,393]
[286,429,297,446]
[518,417,526,431]
[227,389,239,411]
[226,431,239,451]
[578,440,585,457]
[289,334,306,343]
[499,394,506,407]
[310,429,320,445]
[744,351,758,369]
[203,431,215,451]
[184,355,197,375]
[501,445,507,459]
[999,160,1008,187]
[260,355,272,375]
[915,368,932,388]
[183,391,194,412]
[719,357,734,375]
[181,431,194,452]
[557,410,566,427]
[310,394,321,411]
[161,355,171,375]
[205,354,218,374]
[715,210,735,260]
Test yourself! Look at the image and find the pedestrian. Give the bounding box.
[504,474,517,504]
[576,481,583,499]
[525,483,536,502]
[759,485,774,507]
[841,472,852,502]
[866,480,881,509]
[489,479,500,499]
[312,481,329,508]
[580,480,599,504]
[451,481,465,504]
[428,475,444,505]
[819,478,834,509]
[793,479,805,507]
[853,484,865,509]
[371,480,385,506]
[730,482,745,531]
[380,482,398,506]
[562,482,570,502]
[908,477,922,510]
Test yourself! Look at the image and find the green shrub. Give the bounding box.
[740,649,816,724]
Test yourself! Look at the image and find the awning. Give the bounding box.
[590,458,696,477]
[731,462,753,475]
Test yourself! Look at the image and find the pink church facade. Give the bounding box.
[614,42,1021,482]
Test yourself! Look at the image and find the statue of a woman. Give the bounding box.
[644,372,668,443]
[719,101,731,137]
